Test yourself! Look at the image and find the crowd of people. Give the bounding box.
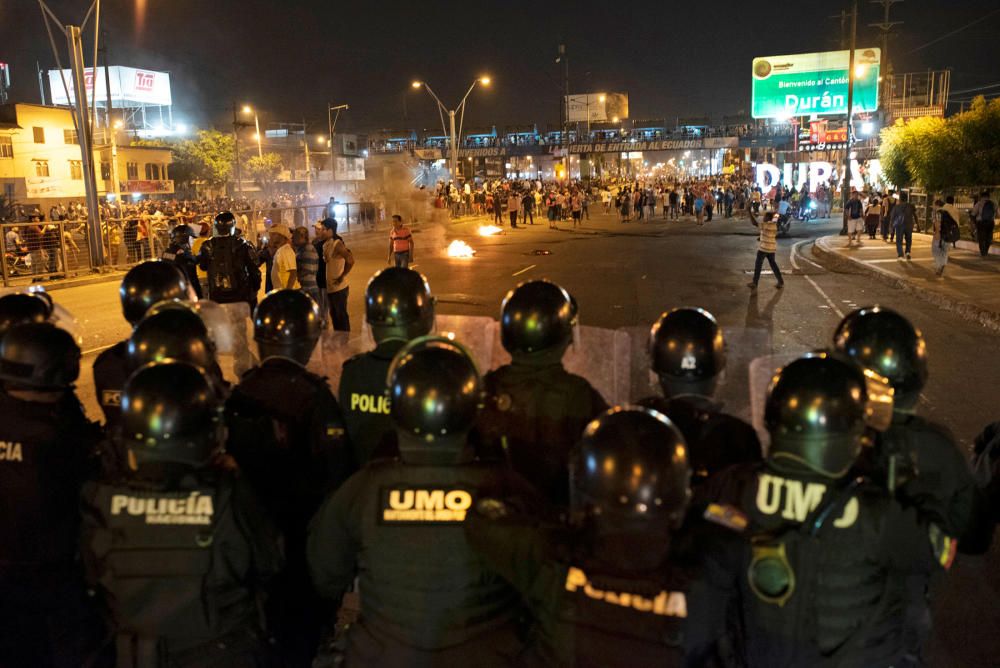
[1,232,999,666]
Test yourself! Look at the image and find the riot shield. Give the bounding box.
[215,301,256,383]
[306,329,367,395]
[433,314,498,376]
[488,323,633,407]
[0,286,84,345]
[747,351,805,455]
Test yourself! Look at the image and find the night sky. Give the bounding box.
[3,0,997,135]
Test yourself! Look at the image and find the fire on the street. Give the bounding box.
[446,240,477,258]
[477,225,503,236]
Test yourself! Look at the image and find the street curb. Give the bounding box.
[811,236,1000,334]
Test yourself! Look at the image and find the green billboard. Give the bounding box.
[751,48,881,119]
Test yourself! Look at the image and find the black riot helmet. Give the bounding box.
[213,210,237,236]
[832,306,928,410]
[119,260,190,325]
[0,292,53,340]
[0,322,80,391]
[127,308,217,373]
[169,223,195,244]
[364,268,435,343]
[121,361,223,468]
[764,352,868,479]
[387,336,483,458]
[253,289,322,365]
[570,406,691,531]
[649,307,726,398]
[500,279,577,357]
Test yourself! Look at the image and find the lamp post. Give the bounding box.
[327,103,349,176]
[411,76,491,181]
[242,105,262,158]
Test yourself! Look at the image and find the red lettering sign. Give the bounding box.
[135,71,155,92]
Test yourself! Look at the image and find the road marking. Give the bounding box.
[512,264,536,276]
[83,343,115,356]
[803,275,845,319]
[790,240,824,271]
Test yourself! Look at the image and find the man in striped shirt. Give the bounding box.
[293,226,321,305]
[747,209,784,289]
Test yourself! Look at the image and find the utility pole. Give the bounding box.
[67,25,104,264]
[557,44,570,180]
[327,103,349,177]
[870,0,902,101]
[231,102,244,199]
[841,0,858,234]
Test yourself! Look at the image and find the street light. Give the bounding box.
[242,104,262,158]
[411,76,492,180]
[327,103,349,174]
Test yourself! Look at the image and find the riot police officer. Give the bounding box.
[476,279,607,505]
[0,290,53,339]
[308,337,534,666]
[81,361,283,667]
[338,267,435,464]
[639,307,761,485]
[92,260,191,431]
[0,322,105,666]
[466,406,744,667]
[704,352,955,667]
[832,306,978,539]
[225,289,352,666]
[162,223,203,299]
[127,304,227,391]
[196,211,261,310]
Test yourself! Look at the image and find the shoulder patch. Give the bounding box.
[703,503,748,532]
[929,522,957,571]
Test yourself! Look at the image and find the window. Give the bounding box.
[100,161,111,180]
[64,128,79,144]
[144,163,155,180]
[126,161,138,180]
[32,127,45,143]
[34,160,50,177]
[3,183,13,200]
[69,160,83,180]
[0,136,12,158]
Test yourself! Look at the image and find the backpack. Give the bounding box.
[981,199,996,222]
[940,211,960,244]
[208,237,250,300]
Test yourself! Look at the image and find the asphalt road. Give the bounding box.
[51,208,1000,667]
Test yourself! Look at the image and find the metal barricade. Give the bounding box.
[1,220,94,287]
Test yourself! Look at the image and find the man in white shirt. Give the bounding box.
[268,223,299,290]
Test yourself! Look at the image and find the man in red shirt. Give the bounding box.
[388,214,414,268]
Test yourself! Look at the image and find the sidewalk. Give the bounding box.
[812,232,1000,332]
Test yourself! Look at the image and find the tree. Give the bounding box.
[187,130,235,189]
[245,152,284,195]
[132,130,235,192]
[879,95,1000,190]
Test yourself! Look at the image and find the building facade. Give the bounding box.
[0,103,173,208]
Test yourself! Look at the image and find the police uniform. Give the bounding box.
[309,335,533,666]
[477,361,608,505]
[162,242,203,299]
[226,356,353,666]
[197,235,261,309]
[701,353,955,667]
[706,461,953,667]
[81,468,283,667]
[866,414,979,540]
[81,361,283,668]
[465,503,744,667]
[338,339,407,466]
[0,391,104,667]
[639,394,761,484]
[92,340,129,430]
[307,457,531,666]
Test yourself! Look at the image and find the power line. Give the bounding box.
[949,82,1000,95]
[906,7,1000,54]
